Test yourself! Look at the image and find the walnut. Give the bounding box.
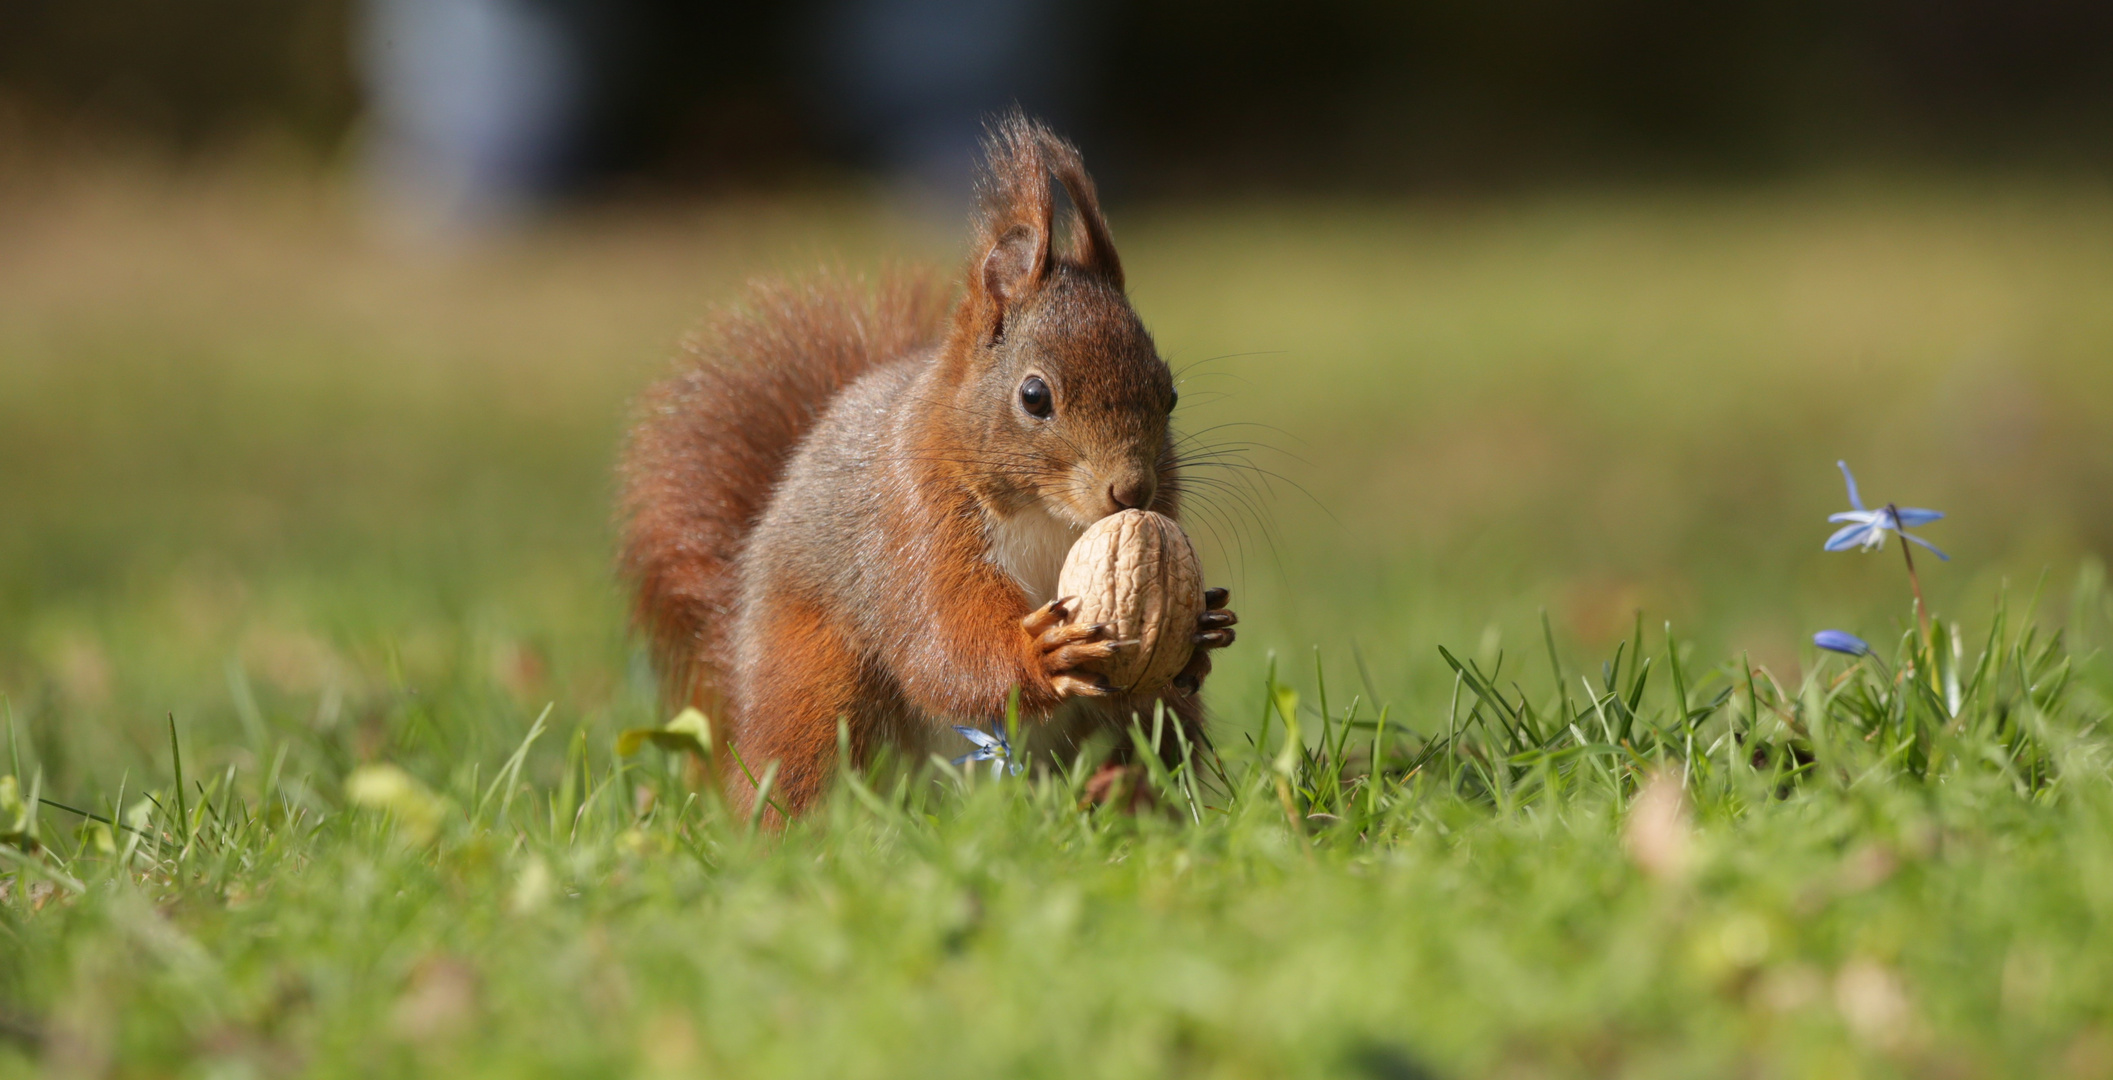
[1056,510,1204,694]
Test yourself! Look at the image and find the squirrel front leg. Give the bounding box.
[890,567,1117,720]
[1019,596,1119,703]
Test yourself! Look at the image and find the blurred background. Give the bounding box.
[3,0,2111,788]
[13,0,2113,197]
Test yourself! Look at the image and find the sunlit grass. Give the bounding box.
[4,587,2110,1077]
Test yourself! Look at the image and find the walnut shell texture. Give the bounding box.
[1056,509,1204,695]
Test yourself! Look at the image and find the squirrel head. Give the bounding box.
[937,114,1176,529]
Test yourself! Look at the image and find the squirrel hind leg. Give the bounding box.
[726,597,867,823]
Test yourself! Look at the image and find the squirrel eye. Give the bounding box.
[1019,375,1053,419]
[1168,389,1179,413]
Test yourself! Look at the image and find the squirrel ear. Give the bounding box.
[981,222,1048,312]
[967,112,1056,341]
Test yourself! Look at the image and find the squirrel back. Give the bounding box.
[618,272,950,707]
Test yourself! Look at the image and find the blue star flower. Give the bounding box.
[952,725,1024,778]
[1813,629,1872,657]
[1823,461,1947,561]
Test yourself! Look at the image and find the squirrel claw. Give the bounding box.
[1193,589,1236,651]
[1173,648,1212,695]
[1020,596,1079,638]
[1169,588,1236,696]
[1027,599,1115,700]
[1052,673,1113,698]
[1048,637,1121,673]
[1037,620,1108,651]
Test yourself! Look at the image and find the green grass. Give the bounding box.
[4,165,2113,1077]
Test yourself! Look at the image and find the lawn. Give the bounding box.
[2,164,2111,1077]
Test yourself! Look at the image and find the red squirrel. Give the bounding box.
[619,114,1236,818]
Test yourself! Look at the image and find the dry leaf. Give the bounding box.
[1623,770,1693,882]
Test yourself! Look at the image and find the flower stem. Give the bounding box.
[1890,502,1930,639]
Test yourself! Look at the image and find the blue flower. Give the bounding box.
[1823,461,1947,561]
[952,725,1024,778]
[1813,629,1872,657]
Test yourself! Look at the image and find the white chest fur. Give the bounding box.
[984,504,1082,605]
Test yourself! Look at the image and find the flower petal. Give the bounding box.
[1900,531,1950,561]
[1813,630,1872,656]
[1837,461,1866,512]
[1825,522,1876,551]
[1893,507,1944,527]
[952,725,1001,750]
[1828,511,1879,524]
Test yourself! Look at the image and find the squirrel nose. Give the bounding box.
[1108,478,1155,512]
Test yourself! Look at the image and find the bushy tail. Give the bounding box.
[618,270,949,706]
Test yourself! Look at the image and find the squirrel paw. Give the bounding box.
[1171,587,1238,695]
[1080,762,1157,815]
[1022,596,1117,698]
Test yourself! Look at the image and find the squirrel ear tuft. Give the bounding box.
[970,113,1055,338]
[1040,135,1123,289]
[963,113,1125,342]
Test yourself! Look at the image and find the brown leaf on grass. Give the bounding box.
[1835,958,1918,1052]
[1837,842,1898,893]
[1622,770,1692,882]
[389,957,480,1044]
